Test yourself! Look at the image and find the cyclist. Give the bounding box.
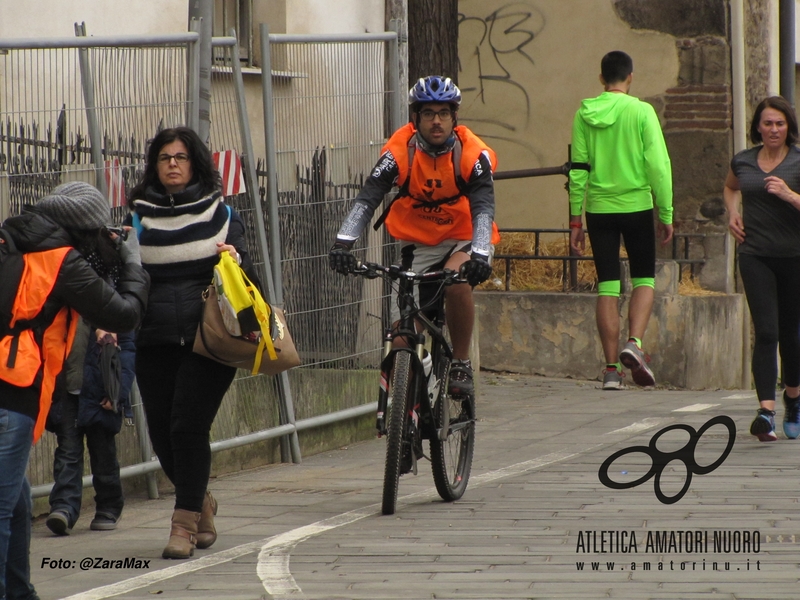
[329,75,499,397]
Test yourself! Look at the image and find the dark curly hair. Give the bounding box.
[750,96,799,146]
[129,126,221,200]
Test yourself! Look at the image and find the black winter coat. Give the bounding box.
[0,210,149,422]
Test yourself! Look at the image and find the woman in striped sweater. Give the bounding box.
[128,127,257,559]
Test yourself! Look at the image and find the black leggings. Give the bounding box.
[738,253,800,401]
[135,345,236,512]
[586,209,656,282]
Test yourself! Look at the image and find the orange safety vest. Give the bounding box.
[0,247,78,442]
[382,123,501,246]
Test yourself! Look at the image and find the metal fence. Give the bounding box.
[0,31,204,494]
[258,30,401,425]
[0,27,402,497]
[494,229,712,291]
[0,30,197,224]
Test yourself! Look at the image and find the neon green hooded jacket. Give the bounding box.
[568,91,673,224]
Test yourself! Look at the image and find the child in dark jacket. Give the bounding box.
[45,321,136,534]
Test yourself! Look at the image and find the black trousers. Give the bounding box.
[738,253,800,402]
[49,393,124,524]
[135,344,236,512]
[586,209,656,283]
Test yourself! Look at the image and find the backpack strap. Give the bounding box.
[0,229,22,341]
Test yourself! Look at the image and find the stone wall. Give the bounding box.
[475,260,746,390]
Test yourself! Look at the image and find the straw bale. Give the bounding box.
[481,232,715,296]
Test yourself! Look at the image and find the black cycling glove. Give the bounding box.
[328,241,358,275]
[459,255,492,287]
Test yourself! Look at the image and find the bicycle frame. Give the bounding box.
[372,264,454,442]
[353,258,475,515]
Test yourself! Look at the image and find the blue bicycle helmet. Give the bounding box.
[408,76,461,108]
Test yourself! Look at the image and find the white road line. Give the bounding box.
[722,393,756,400]
[257,445,656,599]
[605,417,670,436]
[62,421,666,600]
[673,403,720,412]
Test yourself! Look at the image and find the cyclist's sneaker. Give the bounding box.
[783,392,800,439]
[448,359,474,396]
[602,366,625,390]
[619,340,655,387]
[750,408,777,442]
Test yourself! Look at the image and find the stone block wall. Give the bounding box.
[475,255,746,390]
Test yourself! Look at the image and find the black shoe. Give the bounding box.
[46,510,72,536]
[750,408,777,442]
[399,446,413,475]
[448,359,474,396]
[90,511,121,531]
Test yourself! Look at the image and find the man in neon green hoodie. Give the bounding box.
[568,50,673,390]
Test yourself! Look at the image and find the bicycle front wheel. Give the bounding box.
[382,351,414,515]
[430,384,475,502]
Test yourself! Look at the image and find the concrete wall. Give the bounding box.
[475,258,746,390]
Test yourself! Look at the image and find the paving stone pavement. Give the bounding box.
[29,374,800,600]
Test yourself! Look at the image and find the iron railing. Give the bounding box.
[494,228,709,291]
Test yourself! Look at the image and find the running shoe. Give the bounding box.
[448,359,474,396]
[783,392,800,439]
[750,408,777,442]
[602,367,625,390]
[619,340,655,387]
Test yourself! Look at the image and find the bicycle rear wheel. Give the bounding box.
[382,351,414,515]
[430,360,475,501]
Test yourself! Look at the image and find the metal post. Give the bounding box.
[731,0,751,391]
[188,0,213,142]
[130,385,159,499]
[780,0,796,106]
[566,145,578,291]
[388,21,403,131]
[231,31,302,463]
[256,26,297,463]
[187,19,201,133]
[258,24,285,305]
[74,22,107,196]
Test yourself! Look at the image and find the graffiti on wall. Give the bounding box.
[458,2,544,155]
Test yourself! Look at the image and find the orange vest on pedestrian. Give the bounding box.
[383,123,500,246]
[0,247,78,442]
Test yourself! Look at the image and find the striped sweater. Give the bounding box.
[131,184,229,281]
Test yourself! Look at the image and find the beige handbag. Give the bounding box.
[193,285,300,375]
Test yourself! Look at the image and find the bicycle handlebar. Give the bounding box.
[352,261,468,286]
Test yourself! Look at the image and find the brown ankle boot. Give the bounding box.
[162,509,200,559]
[195,491,218,549]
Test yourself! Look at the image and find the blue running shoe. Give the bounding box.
[783,392,800,439]
[750,408,777,442]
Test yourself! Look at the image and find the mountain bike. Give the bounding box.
[352,259,476,515]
